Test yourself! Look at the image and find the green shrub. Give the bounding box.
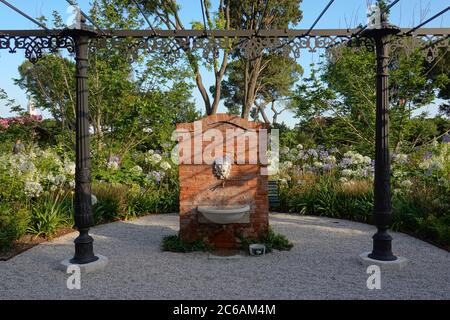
[92,182,178,223]
[283,177,373,223]
[27,195,72,239]
[161,234,212,253]
[0,204,31,251]
[263,227,294,252]
[240,227,293,253]
[128,186,179,216]
[92,182,130,223]
[281,174,450,248]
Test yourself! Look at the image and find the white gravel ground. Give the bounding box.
[1,213,449,300]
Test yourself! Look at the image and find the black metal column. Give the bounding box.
[70,22,98,265]
[364,24,400,262]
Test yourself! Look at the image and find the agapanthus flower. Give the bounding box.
[355,168,368,177]
[24,180,43,198]
[325,155,337,164]
[146,170,164,183]
[54,174,66,186]
[307,149,318,158]
[64,162,76,175]
[130,165,143,175]
[150,153,162,163]
[160,161,171,171]
[339,157,353,168]
[19,161,36,174]
[283,161,293,169]
[442,134,450,143]
[313,161,323,169]
[341,169,353,177]
[280,146,290,155]
[400,180,413,188]
[319,151,329,160]
[107,161,119,170]
[423,151,433,160]
[393,153,408,165]
[363,156,372,165]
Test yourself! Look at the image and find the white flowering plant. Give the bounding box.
[391,142,450,193]
[276,140,449,195]
[276,144,374,187]
[92,147,177,192]
[0,145,75,202]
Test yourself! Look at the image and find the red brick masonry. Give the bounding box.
[177,114,269,249]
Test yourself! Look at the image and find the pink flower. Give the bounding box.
[0,115,43,130]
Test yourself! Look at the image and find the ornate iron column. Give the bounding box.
[363,22,400,261]
[70,18,98,264]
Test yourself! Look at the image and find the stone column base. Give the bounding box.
[59,254,108,273]
[359,252,408,271]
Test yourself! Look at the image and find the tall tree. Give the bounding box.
[126,0,303,118]
[291,45,445,153]
[228,0,303,118]
[14,1,197,157]
[123,0,231,116]
[427,48,450,117]
[219,53,302,123]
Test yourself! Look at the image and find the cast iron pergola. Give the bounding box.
[1,0,449,264]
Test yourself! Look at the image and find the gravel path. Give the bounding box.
[1,213,449,300]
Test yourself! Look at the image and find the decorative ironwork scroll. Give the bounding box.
[0,28,448,64]
[87,34,380,66]
[89,35,363,63]
[0,34,75,63]
[390,35,450,63]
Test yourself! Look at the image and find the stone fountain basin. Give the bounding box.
[197,205,250,224]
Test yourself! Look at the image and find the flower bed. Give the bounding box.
[1,139,448,253]
[274,141,450,249]
[0,144,179,252]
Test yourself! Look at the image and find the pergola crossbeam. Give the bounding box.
[0,28,448,38]
[1,28,448,64]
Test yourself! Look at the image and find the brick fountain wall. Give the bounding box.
[177,114,269,249]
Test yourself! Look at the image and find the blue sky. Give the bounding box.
[0,0,449,126]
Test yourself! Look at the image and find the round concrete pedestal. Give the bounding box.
[359,252,408,271]
[59,254,108,273]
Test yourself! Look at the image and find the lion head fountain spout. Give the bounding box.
[213,156,232,187]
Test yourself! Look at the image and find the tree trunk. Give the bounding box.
[242,57,262,119]
[195,71,212,115]
[256,101,270,124]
